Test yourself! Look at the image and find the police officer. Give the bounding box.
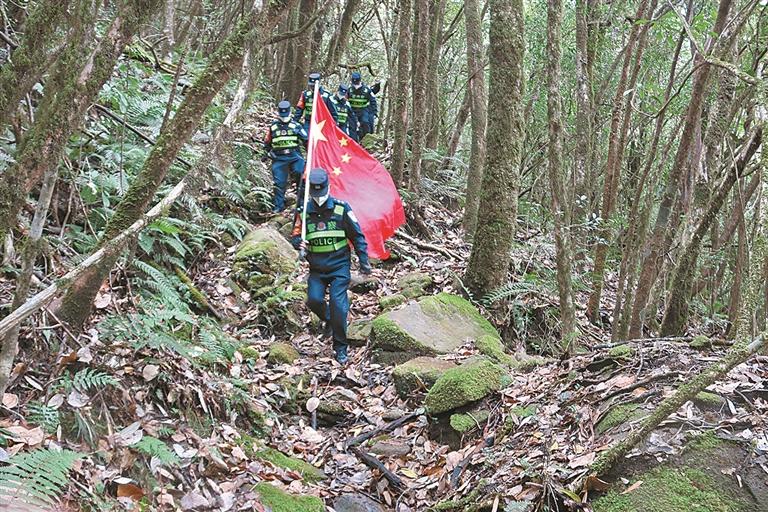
[331,84,359,141]
[348,71,378,139]
[263,100,308,213]
[291,168,371,364]
[294,72,338,132]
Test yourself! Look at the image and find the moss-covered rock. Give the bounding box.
[693,391,724,408]
[254,482,324,512]
[449,409,490,433]
[425,357,508,414]
[347,318,372,347]
[392,357,456,398]
[379,294,407,310]
[475,335,514,365]
[255,447,326,482]
[267,343,300,364]
[371,293,500,364]
[608,344,634,359]
[233,227,297,290]
[596,403,644,434]
[397,272,433,299]
[592,467,747,512]
[689,335,711,349]
[238,345,261,361]
[509,405,537,418]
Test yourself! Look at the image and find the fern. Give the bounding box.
[27,402,60,434]
[133,436,180,466]
[133,260,182,302]
[71,368,118,392]
[0,449,83,508]
[481,281,540,306]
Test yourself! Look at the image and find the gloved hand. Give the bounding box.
[360,262,372,275]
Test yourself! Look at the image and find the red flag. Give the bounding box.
[307,94,405,260]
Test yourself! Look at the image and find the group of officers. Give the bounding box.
[260,72,378,365]
[262,71,378,213]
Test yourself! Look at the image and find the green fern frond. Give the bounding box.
[72,368,118,392]
[134,436,180,466]
[481,281,539,306]
[0,449,83,507]
[27,402,60,434]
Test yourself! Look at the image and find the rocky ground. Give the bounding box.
[2,204,768,511]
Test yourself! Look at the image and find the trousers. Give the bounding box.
[354,109,374,139]
[271,153,305,212]
[306,265,351,348]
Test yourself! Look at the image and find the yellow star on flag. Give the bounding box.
[312,120,328,143]
[341,153,351,163]
[332,166,342,176]
[339,137,349,147]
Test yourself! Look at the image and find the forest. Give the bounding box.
[0,0,766,510]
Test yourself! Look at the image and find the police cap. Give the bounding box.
[277,100,291,115]
[308,168,329,197]
[338,83,349,94]
[308,72,321,84]
[350,71,362,84]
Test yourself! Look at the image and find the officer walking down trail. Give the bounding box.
[348,71,377,139]
[294,72,337,133]
[291,168,371,364]
[331,84,359,141]
[263,100,308,213]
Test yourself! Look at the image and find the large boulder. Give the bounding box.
[425,357,508,414]
[392,356,456,398]
[233,226,298,291]
[370,293,500,364]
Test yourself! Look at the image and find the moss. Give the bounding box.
[255,448,326,482]
[687,431,724,452]
[592,467,747,512]
[371,315,433,354]
[694,391,724,407]
[239,346,261,361]
[267,343,300,364]
[425,358,507,414]
[509,405,537,418]
[420,293,500,338]
[689,335,711,349]
[510,354,547,371]
[450,409,490,433]
[379,294,407,309]
[253,482,324,512]
[392,357,455,398]
[475,334,514,365]
[608,344,634,359]
[347,318,372,346]
[397,271,433,289]
[596,403,643,434]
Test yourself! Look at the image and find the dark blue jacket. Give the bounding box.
[291,197,369,273]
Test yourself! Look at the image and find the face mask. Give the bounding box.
[279,115,291,122]
[353,83,362,89]
[312,192,329,206]
[337,92,345,100]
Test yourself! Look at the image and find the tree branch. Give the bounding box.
[267,4,327,45]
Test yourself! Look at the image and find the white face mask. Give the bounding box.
[353,83,362,90]
[337,92,345,100]
[279,115,291,122]
[312,192,329,206]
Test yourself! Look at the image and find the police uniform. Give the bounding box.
[263,101,308,212]
[331,84,359,141]
[349,71,378,139]
[294,72,338,132]
[292,168,370,363]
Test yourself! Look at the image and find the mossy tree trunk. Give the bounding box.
[389,0,412,185]
[571,0,592,247]
[660,127,762,335]
[464,0,525,299]
[0,0,72,126]
[423,0,447,173]
[56,2,293,329]
[441,87,471,169]
[546,0,577,352]
[322,0,362,74]
[629,0,734,338]
[0,0,164,242]
[407,0,430,194]
[461,0,488,237]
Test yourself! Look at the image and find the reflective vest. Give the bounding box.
[306,203,348,253]
[335,100,350,125]
[270,122,300,149]
[303,90,315,114]
[349,87,370,109]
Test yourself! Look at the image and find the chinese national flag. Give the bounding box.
[306,93,405,260]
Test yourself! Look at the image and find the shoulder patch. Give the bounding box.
[333,204,345,216]
[347,210,358,223]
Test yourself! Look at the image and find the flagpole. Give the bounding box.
[300,80,321,259]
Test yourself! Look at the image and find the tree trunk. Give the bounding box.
[0,0,163,242]
[0,0,72,126]
[571,0,593,246]
[441,86,471,168]
[629,0,734,338]
[545,0,577,351]
[585,0,653,322]
[423,0,447,171]
[407,0,431,194]
[464,0,525,299]
[461,0,488,237]
[389,0,411,185]
[660,127,762,335]
[322,0,362,74]
[56,2,294,328]
[726,181,747,337]
[163,0,176,59]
